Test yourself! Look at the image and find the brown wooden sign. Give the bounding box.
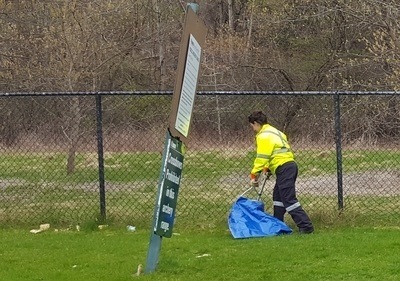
[168,7,207,143]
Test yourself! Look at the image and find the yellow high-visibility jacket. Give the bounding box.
[251,124,295,175]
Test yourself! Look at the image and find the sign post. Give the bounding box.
[153,133,184,238]
[145,3,207,274]
[145,131,184,273]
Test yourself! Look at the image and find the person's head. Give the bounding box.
[248,111,268,133]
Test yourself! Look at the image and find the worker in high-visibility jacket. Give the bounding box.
[248,111,314,234]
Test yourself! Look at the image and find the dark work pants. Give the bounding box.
[273,162,313,231]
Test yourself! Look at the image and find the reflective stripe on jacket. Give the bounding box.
[251,124,295,175]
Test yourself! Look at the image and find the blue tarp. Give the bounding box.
[228,196,292,239]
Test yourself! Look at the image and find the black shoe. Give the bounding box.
[299,226,314,234]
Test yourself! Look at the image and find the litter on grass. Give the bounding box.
[30,223,50,234]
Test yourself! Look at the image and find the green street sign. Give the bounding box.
[154,135,184,238]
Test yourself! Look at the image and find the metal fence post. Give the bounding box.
[334,92,344,210]
[96,94,106,221]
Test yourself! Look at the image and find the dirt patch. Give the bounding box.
[0,179,29,189]
[297,171,400,196]
[220,171,400,197]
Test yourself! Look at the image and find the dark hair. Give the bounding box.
[248,111,268,125]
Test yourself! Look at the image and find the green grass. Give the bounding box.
[0,150,251,184]
[1,149,399,280]
[1,149,399,183]
[1,147,399,279]
[1,226,400,280]
[1,149,400,228]
[0,152,162,183]
[297,149,400,175]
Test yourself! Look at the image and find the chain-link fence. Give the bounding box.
[0,91,399,229]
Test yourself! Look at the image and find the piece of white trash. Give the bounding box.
[196,254,211,258]
[30,223,50,234]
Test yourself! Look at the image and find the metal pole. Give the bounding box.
[334,93,344,210]
[96,94,106,221]
[145,2,199,274]
[145,131,171,274]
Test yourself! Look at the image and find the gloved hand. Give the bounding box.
[250,173,259,188]
[262,167,270,175]
[262,167,272,179]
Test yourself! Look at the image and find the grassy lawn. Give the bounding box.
[1,226,400,281]
[1,149,400,280]
[1,148,399,182]
[1,148,400,228]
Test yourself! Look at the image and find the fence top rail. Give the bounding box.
[0,91,400,97]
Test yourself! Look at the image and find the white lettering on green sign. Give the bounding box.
[166,169,180,185]
[166,188,175,199]
[162,204,173,216]
[167,152,183,169]
[160,221,170,232]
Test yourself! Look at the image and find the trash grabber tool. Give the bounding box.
[257,172,271,201]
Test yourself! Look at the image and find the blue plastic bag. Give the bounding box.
[228,196,292,239]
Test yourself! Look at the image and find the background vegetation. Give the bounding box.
[1,1,400,145]
[2,0,400,92]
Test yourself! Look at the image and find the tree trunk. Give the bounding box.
[153,0,166,90]
[66,96,81,175]
[245,1,254,60]
[227,0,234,31]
